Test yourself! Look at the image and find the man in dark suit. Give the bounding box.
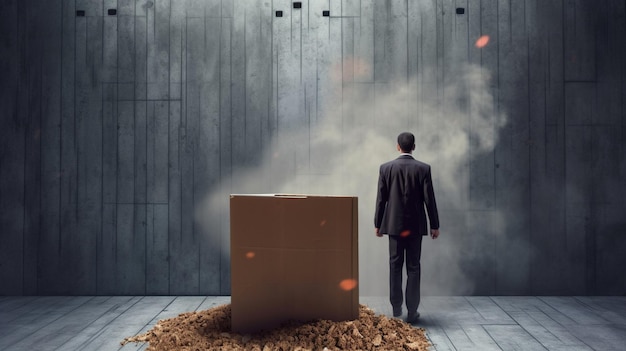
[374,132,440,324]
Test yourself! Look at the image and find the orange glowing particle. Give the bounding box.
[475,35,490,48]
[320,219,327,226]
[400,230,411,238]
[339,279,358,291]
[245,252,255,259]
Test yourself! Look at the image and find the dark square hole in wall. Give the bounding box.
[293,2,302,9]
[323,10,330,17]
[108,9,117,16]
[456,7,465,14]
[76,10,85,17]
[276,10,283,17]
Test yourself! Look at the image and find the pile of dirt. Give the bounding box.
[122,304,430,351]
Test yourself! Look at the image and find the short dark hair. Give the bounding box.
[397,132,415,152]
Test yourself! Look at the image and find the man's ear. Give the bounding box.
[412,144,416,151]
[397,144,402,152]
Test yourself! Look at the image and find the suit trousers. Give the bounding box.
[388,233,423,313]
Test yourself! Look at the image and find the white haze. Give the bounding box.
[197,60,508,296]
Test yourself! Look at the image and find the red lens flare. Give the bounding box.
[245,252,255,259]
[320,219,327,227]
[339,279,358,291]
[400,230,411,238]
[475,35,490,48]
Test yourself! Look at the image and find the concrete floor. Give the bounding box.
[1,296,625,350]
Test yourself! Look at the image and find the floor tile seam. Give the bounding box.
[3,296,81,323]
[507,310,594,351]
[572,296,626,319]
[104,295,200,350]
[464,296,499,322]
[0,296,39,314]
[535,296,581,325]
[2,296,97,349]
[484,321,573,351]
[72,296,150,351]
[425,322,460,351]
[52,296,138,351]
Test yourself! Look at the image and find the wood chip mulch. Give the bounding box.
[122,304,430,351]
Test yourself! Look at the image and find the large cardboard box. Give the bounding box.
[230,194,359,333]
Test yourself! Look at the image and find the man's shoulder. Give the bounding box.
[383,157,431,172]
[381,156,431,167]
[412,158,431,168]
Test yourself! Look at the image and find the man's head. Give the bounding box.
[397,132,415,153]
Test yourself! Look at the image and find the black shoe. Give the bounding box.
[406,311,420,324]
[392,306,402,317]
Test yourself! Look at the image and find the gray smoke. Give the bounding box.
[198,60,508,296]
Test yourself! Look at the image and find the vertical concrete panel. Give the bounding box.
[466,211,497,295]
[99,95,117,294]
[245,2,271,169]
[38,0,64,295]
[99,7,118,292]
[356,0,374,84]
[198,15,222,295]
[147,101,169,203]
[565,126,592,294]
[146,204,169,294]
[591,124,623,294]
[135,100,148,204]
[102,75,117,202]
[353,0,376,129]
[300,0,318,191]
[102,0,117,83]
[54,0,78,295]
[166,1,184,294]
[117,102,135,203]
[135,10,148,102]
[342,18,356,132]
[73,5,103,294]
[116,203,145,294]
[415,0,438,129]
[373,0,388,83]
[272,0,300,190]
[98,203,117,294]
[564,0,596,82]
[219,15,233,295]
[494,0,531,295]
[118,11,135,100]
[544,125,568,294]
[0,0,24,295]
[526,0,564,294]
[173,13,202,295]
[309,0,335,175]
[283,0,305,167]
[543,0,569,294]
[594,2,622,126]
[21,1,45,295]
[386,0,407,83]
[230,1,247,179]
[115,97,139,292]
[148,0,171,100]
[170,0,184,100]
[565,82,594,125]
[168,100,183,294]
[544,0,565,127]
[479,0,498,94]
[467,0,495,213]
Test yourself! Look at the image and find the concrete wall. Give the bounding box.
[1,0,625,296]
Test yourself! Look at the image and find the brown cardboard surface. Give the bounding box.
[230,194,359,333]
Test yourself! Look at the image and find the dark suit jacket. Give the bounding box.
[375,155,439,236]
